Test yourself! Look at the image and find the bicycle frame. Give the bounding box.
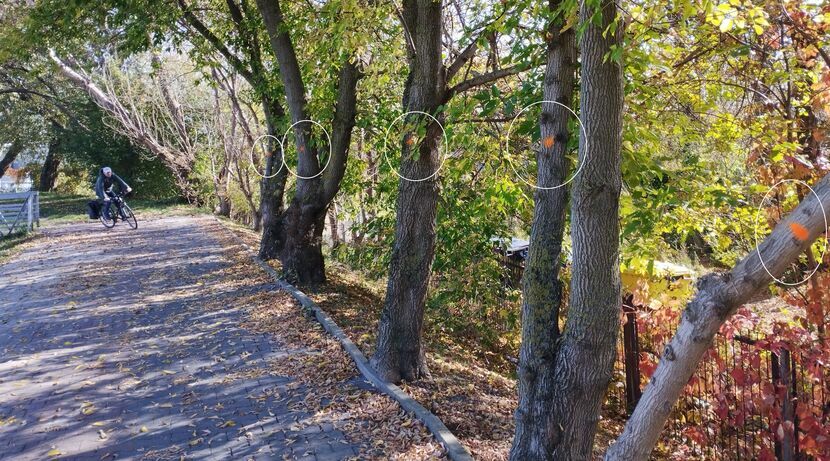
[102,193,128,221]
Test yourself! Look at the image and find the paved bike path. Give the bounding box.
[0,216,362,460]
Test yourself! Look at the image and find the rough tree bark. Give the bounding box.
[369,0,444,383]
[257,97,289,254]
[543,1,624,458]
[508,0,576,457]
[0,139,23,179]
[512,1,623,460]
[370,0,530,383]
[606,173,830,460]
[256,0,360,284]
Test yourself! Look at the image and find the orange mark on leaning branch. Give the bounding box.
[789,222,810,241]
[543,136,555,149]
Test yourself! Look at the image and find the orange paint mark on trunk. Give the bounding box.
[543,136,555,149]
[789,222,810,241]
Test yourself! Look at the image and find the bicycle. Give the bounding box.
[100,192,138,230]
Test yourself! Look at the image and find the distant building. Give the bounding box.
[0,163,33,192]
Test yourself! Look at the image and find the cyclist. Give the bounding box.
[95,166,132,221]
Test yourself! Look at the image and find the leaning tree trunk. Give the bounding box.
[370,0,443,383]
[0,140,23,179]
[606,172,830,460]
[545,1,624,459]
[49,50,199,202]
[509,1,577,458]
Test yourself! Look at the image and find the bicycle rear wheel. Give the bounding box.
[123,204,138,229]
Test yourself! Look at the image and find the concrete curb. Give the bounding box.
[213,218,474,461]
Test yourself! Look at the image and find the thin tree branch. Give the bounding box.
[176,0,256,85]
[443,64,528,102]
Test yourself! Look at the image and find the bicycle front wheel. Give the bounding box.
[100,206,116,228]
[123,204,138,229]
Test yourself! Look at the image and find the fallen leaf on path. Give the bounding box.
[80,401,96,415]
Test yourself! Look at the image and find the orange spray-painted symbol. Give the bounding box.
[789,222,810,242]
[405,134,416,146]
[543,136,555,149]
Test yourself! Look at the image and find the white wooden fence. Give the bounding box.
[0,192,39,237]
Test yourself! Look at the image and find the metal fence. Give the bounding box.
[0,191,40,237]
[499,258,828,459]
[615,302,830,460]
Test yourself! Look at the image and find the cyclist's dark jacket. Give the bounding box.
[94,169,130,199]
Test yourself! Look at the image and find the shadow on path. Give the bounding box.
[0,216,360,460]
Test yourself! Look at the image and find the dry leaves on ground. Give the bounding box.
[209,224,447,460]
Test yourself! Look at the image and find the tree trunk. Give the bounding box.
[258,146,288,258]
[545,1,624,459]
[39,151,61,191]
[210,148,231,218]
[279,195,328,284]
[255,0,360,284]
[328,201,341,247]
[605,173,830,460]
[209,75,232,218]
[258,98,289,260]
[216,160,231,217]
[0,140,23,179]
[509,0,577,457]
[255,60,359,282]
[370,0,443,383]
[39,132,62,191]
[216,195,231,216]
